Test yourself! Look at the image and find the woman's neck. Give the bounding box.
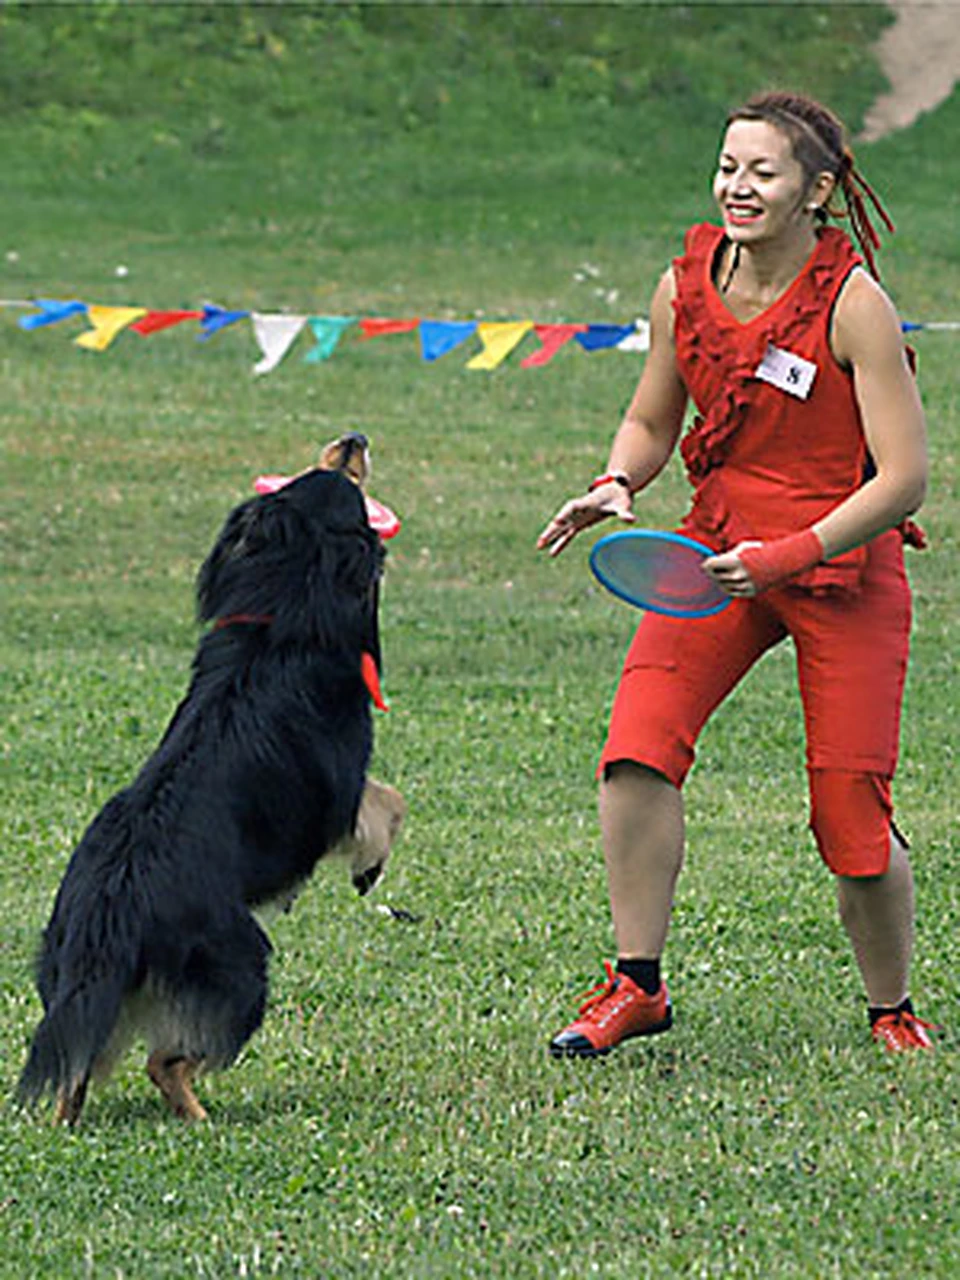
[730,226,819,304]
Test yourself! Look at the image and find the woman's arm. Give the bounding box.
[537,270,689,556]
[815,269,928,555]
[704,270,928,596]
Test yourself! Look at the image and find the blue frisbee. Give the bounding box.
[589,529,730,619]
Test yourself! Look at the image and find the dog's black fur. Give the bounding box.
[18,468,386,1122]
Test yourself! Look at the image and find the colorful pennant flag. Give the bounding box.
[132,309,204,336]
[303,316,355,363]
[575,323,638,351]
[75,305,148,351]
[466,320,534,371]
[199,306,250,340]
[18,299,87,330]
[251,313,308,376]
[359,318,420,340]
[419,320,478,362]
[616,319,651,353]
[520,323,588,368]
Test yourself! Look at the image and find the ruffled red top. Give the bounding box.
[671,223,923,594]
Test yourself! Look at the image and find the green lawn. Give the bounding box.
[1,6,957,1276]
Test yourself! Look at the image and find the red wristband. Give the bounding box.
[738,529,823,593]
[588,472,632,493]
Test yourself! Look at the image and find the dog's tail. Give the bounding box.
[17,801,145,1109]
[17,969,130,1110]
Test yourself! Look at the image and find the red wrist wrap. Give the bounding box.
[739,529,823,593]
[588,472,632,493]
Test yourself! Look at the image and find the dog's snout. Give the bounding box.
[318,432,371,488]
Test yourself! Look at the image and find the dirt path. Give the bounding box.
[860,1,960,141]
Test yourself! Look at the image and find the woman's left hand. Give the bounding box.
[702,542,762,597]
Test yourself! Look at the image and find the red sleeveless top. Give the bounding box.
[672,222,869,592]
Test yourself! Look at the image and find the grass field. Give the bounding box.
[1,6,957,1276]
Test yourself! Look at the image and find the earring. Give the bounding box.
[806,203,821,213]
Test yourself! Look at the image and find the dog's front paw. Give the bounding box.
[352,863,385,897]
[347,779,405,896]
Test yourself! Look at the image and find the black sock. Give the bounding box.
[868,995,913,1027]
[616,957,661,996]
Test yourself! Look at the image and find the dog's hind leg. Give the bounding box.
[54,1074,89,1126]
[145,913,270,1123]
[146,1052,209,1123]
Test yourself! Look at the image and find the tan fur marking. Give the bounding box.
[147,1052,209,1123]
[318,433,370,486]
[53,1076,89,1126]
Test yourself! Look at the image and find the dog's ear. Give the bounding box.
[196,497,308,624]
[197,471,384,659]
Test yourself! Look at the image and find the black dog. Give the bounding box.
[18,466,402,1123]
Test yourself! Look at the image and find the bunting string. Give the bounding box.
[3,296,957,376]
[5,296,650,374]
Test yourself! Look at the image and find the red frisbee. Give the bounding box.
[364,495,401,539]
[254,474,291,494]
[253,474,401,539]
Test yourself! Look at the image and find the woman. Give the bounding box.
[538,92,935,1056]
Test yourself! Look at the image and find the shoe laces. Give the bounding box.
[873,1009,940,1049]
[576,960,623,1019]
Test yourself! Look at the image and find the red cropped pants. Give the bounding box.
[599,530,911,876]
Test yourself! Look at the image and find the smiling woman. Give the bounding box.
[723,92,895,280]
[538,89,935,1061]
[711,119,823,307]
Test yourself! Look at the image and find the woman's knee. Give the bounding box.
[809,768,894,876]
[601,759,678,790]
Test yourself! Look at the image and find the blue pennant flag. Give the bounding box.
[418,320,478,362]
[19,299,87,330]
[199,305,250,340]
[575,324,637,351]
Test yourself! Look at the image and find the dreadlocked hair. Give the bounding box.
[727,92,895,279]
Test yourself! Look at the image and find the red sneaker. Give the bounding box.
[550,961,672,1058]
[872,1009,938,1052]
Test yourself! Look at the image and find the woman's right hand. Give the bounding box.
[536,479,635,557]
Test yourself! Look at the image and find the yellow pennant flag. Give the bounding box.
[75,305,148,352]
[466,320,534,371]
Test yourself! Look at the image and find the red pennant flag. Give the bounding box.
[132,310,204,336]
[521,324,588,368]
[358,318,420,340]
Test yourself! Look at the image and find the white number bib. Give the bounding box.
[754,343,817,400]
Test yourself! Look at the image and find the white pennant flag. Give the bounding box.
[251,313,308,376]
[616,318,651,353]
